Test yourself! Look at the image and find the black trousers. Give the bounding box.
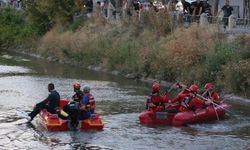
[29,102,56,120]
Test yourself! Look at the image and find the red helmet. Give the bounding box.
[205,83,214,90]
[189,84,199,92]
[152,83,160,91]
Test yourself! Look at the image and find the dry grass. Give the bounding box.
[34,14,250,97]
[37,17,219,79]
[164,26,215,68]
[219,59,250,97]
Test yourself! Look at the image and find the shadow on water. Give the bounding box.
[0,51,149,92]
[0,51,249,150]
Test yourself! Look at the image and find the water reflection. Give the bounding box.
[0,65,31,74]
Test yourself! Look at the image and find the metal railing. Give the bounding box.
[169,13,250,30]
[236,18,250,28]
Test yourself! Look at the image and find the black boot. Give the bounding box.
[28,107,41,121]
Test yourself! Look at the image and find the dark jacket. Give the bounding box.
[38,90,60,112]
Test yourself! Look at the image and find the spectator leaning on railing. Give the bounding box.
[190,0,202,16]
[167,0,177,12]
[190,0,202,22]
[201,0,212,16]
[86,0,93,13]
[181,0,191,14]
[132,0,140,17]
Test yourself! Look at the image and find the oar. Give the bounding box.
[206,92,219,120]
[176,82,236,116]
[195,93,236,117]
[213,104,220,120]
[166,81,179,93]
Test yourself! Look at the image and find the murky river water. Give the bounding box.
[0,51,249,150]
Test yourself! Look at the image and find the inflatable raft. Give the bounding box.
[38,99,104,131]
[139,103,231,126]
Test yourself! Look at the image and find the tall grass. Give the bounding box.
[217,35,250,96]
[35,12,250,97]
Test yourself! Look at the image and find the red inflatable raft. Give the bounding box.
[38,99,104,131]
[139,103,231,126]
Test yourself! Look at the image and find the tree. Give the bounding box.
[23,0,78,35]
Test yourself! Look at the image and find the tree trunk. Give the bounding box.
[213,0,220,16]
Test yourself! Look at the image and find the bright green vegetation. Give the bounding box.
[0,8,36,48]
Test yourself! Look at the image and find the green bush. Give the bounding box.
[202,42,240,82]
[218,59,250,97]
[0,8,36,48]
[23,0,79,35]
[67,19,85,32]
[233,35,250,59]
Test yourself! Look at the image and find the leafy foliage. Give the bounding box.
[23,0,79,35]
[0,8,35,47]
[203,42,239,82]
[219,59,250,97]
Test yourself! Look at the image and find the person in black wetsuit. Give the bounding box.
[28,83,60,121]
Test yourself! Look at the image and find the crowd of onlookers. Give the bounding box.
[0,0,22,9]
[86,0,233,24]
[78,0,235,30]
[118,0,214,18]
[79,0,117,19]
[124,0,233,29]
[81,0,214,20]
[1,0,235,29]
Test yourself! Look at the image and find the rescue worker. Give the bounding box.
[176,82,190,95]
[167,82,190,111]
[79,85,95,120]
[169,84,210,112]
[63,100,81,129]
[28,83,60,121]
[202,83,222,104]
[72,81,83,102]
[146,83,167,112]
[62,82,83,129]
[178,84,210,112]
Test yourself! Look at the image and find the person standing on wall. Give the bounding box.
[219,0,233,30]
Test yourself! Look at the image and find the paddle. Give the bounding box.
[208,91,220,120]
[195,93,236,116]
[166,81,179,94]
[175,82,235,116]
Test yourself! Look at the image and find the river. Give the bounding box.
[0,51,249,150]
